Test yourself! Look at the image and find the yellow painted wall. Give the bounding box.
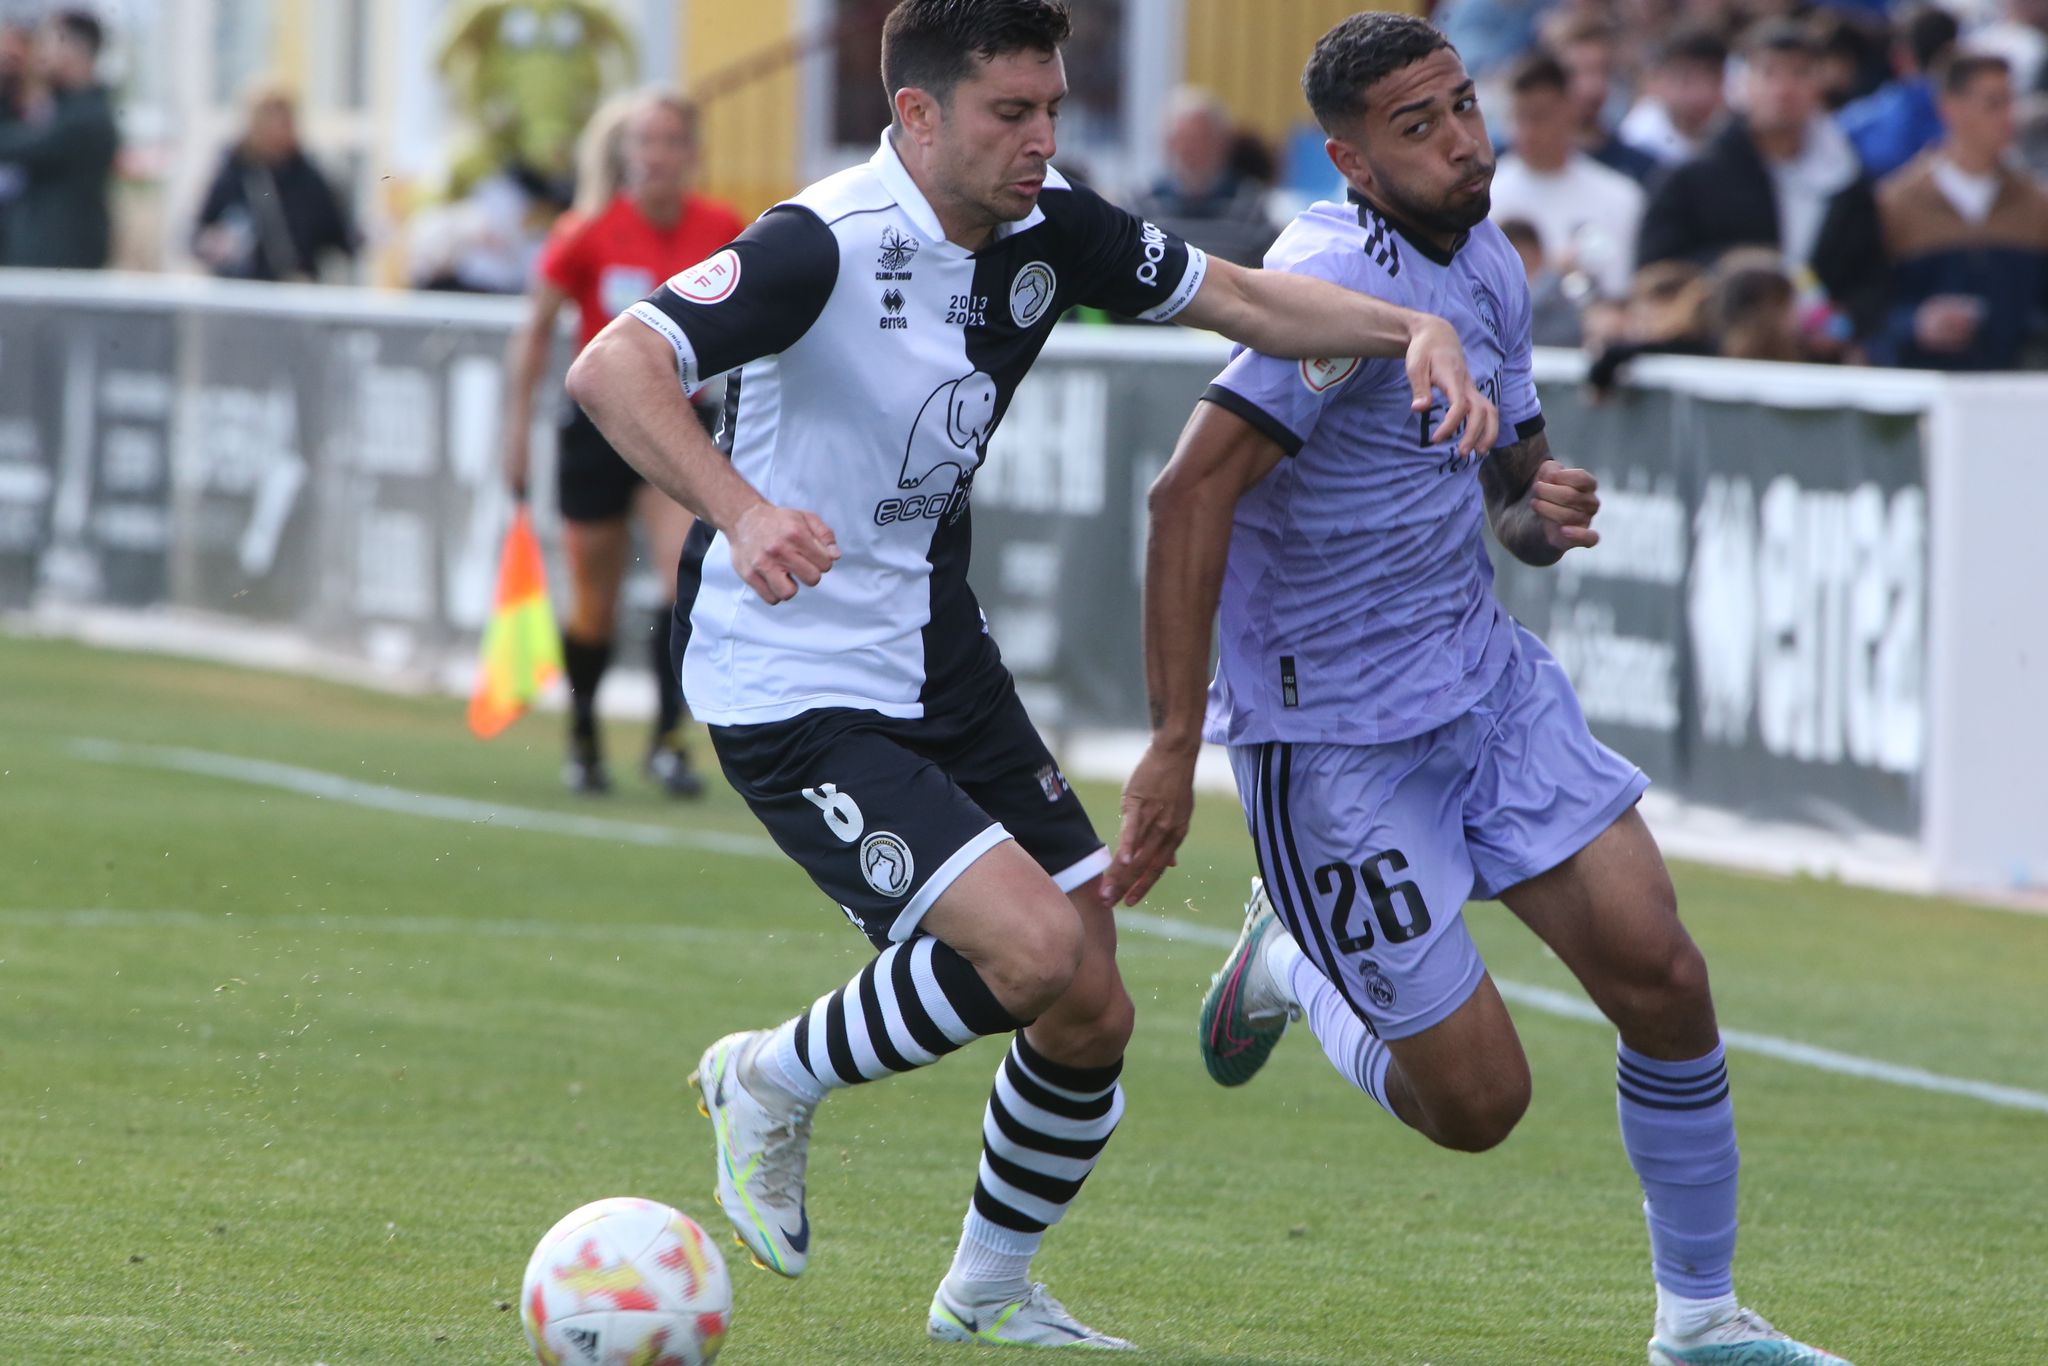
[681,2,803,218]
[1183,0,1423,142]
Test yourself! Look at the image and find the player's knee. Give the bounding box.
[1612,928,1713,1030]
[1084,982,1136,1056]
[980,901,1084,1018]
[1430,1073,1531,1153]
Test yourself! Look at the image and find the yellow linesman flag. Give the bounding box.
[468,507,563,738]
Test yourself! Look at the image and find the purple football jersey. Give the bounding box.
[1201,196,1545,747]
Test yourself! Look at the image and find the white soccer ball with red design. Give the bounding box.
[521,1197,733,1366]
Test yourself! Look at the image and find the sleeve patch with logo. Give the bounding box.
[1300,356,1360,393]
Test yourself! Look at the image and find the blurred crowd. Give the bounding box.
[1132,0,2048,372]
[4,1,2047,372]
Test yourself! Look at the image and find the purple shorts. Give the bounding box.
[1227,624,1647,1040]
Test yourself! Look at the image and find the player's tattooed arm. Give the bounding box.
[1478,427,1602,567]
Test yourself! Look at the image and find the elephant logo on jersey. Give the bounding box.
[1009,262,1056,327]
[859,832,915,898]
[874,371,998,526]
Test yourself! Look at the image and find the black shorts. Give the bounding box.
[710,671,1108,948]
[555,397,718,524]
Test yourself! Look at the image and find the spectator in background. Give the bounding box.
[1491,51,1645,302]
[0,19,32,248]
[1127,88,1276,267]
[1499,215,1591,346]
[1587,259,1715,392]
[1874,54,2048,369]
[1618,26,1730,167]
[1706,249,1805,361]
[0,9,116,270]
[1969,0,2048,94]
[1812,10,1889,111]
[1838,4,1961,178]
[192,86,358,283]
[1435,0,1550,79]
[1638,19,1888,342]
[1548,14,1663,182]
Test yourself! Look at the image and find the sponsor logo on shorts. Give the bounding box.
[1359,958,1397,1010]
[860,831,915,898]
[1009,261,1056,327]
[666,249,741,304]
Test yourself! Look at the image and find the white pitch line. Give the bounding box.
[67,737,779,858]
[64,738,2048,1117]
[0,906,760,945]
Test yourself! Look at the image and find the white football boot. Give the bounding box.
[928,1280,1137,1350]
[688,1030,815,1277]
[1649,1306,1855,1365]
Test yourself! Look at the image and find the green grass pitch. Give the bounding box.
[2,631,2043,1364]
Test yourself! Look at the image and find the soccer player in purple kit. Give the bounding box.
[1104,14,1854,1366]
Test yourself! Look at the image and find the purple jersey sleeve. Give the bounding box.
[1198,250,1376,457]
[1499,265,1543,437]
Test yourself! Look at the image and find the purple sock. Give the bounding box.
[1616,1040,1739,1300]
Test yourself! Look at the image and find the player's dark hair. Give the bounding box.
[52,9,103,58]
[1655,25,1728,72]
[1506,50,1570,98]
[880,0,1072,121]
[1940,50,2011,96]
[1302,11,1453,134]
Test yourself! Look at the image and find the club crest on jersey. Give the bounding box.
[878,226,919,274]
[1300,356,1360,393]
[667,249,741,304]
[1009,261,1057,328]
[875,370,996,526]
[859,831,915,898]
[1469,280,1503,340]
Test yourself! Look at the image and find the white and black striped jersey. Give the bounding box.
[627,134,1208,725]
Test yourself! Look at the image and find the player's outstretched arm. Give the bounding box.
[1103,402,1287,909]
[1174,257,1499,456]
[567,322,838,605]
[1477,427,1601,567]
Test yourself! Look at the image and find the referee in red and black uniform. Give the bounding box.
[502,90,745,795]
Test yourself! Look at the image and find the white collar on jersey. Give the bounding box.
[870,132,1050,256]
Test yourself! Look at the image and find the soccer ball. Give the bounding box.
[521,1197,733,1366]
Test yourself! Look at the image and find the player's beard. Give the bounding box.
[1380,163,1495,239]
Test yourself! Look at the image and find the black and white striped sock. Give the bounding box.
[762,937,1024,1105]
[947,1034,1124,1291]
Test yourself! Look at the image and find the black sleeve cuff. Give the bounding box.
[1199,383,1304,457]
[1513,413,1546,442]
